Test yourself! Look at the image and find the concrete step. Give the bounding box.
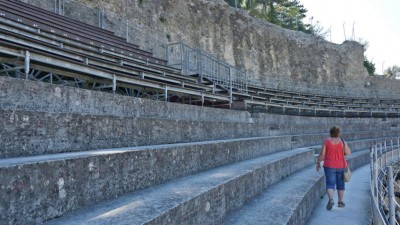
[2,108,398,158]
[0,136,309,224]
[1,76,398,132]
[42,147,315,225]
[221,150,370,225]
[0,76,251,123]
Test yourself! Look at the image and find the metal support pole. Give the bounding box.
[245,71,248,94]
[371,147,376,197]
[229,67,233,109]
[112,74,116,94]
[24,50,30,79]
[374,147,379,198]
[184,45,189,76]
[398,137,400,161]
[58,0,61,15]
[391,139,394,162]
[166,44,169,65]
[126,20,129,42]
[387,166,396,225]
[180,43,184,75]
[164,86,168,102]
[384,140,388,165]
[98,8,104,29]
[198,51,203,82]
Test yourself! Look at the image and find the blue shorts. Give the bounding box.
[324,167,346,190]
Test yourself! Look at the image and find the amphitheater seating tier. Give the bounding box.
[1,74,398,224]
[1,0,400,114]
[1,1,400,224]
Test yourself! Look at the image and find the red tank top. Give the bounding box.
[323,138,347,169]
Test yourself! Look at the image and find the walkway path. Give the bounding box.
[307,164,371,225]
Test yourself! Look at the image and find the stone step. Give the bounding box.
[0,136,308,224]
[42,147,315,225]
[221,150,370,225]
[2,108,398,158]
[0,76,251,123]
[0,134,374,224]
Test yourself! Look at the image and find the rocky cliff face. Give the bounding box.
[42,0,371,88]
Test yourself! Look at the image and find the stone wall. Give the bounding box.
[26,0,400,93]
[2,77,400,158]
[42,0,369,88]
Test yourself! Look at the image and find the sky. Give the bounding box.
[300,0,400,75]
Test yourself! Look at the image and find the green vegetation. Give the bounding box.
[224,0,326,37]
[384,66,400,79]
[363,59,376,75]
[360,40,376,75]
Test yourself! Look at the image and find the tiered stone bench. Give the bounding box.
[1,76,400,224]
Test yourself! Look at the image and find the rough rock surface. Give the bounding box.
[28,0,369,88]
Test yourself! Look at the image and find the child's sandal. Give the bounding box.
[338,201,345,207]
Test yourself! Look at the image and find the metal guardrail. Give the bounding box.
[20,0,168,60]
[167,42,247,93]
[16,0,400,100]
[371,137,400,225]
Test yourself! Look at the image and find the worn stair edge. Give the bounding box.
[2,107,398,158]
[0,76,253,123]
[0,136,381,224]
[221,150,370,225]
[0,136,295,224]
[42,147,315,225]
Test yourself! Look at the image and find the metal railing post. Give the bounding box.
[166,44,169,66]
[384,140,388,165]
[391,139,394,163]
[245,71,248,94]
[371,147,376,197]
[180,43,184,75]
[24,50,30,79]
[398,137,400,161]
[164,86,168,102]
[387,166,396,225]
[229,67,233,109]
[98,8,104,29]
[374,146,379,198]
[58,0,62,15]
[112,74,116,94]
[126,19,129,42]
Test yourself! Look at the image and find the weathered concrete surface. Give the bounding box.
[307,164,371,225]
[221,150,370,225]
[0,77,251,123]
[2,77,400,158]
[0,137,375,225]
[2,107,400,158]
[0,136,291,224]
[42,147,314,225]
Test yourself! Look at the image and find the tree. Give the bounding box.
[225,0,325,37]
[363,59,376,76]
[384,65,400,79]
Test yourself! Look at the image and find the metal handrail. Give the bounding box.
[370,137,400,225]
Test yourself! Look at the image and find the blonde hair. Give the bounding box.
[329,125,340,137]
